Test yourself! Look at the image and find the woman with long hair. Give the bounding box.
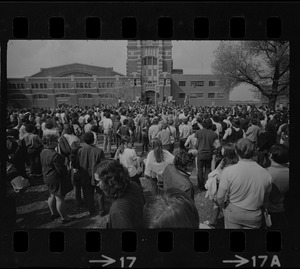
[94,159,144,229]
[204,142,239,228]
[144,138,174,195]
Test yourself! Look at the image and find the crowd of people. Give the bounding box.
[5,102,289,229]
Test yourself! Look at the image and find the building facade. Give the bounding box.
[171,74,230,106]
[7,63,134,108]
[127,40,172,104]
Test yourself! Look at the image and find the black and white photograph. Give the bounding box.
[5,40,290,231]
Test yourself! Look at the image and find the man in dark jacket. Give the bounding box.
[76,132,106,216]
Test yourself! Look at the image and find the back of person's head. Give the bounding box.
[221,143,239,169]
[144,188,200,228]
[161,123,168,130]
[168,119,173,125]
[91,125,98,133]
[152,138,164,163]
[116,114,121,121]
[192,123,200,132]
[251,118,258,125]
[42,133,59,147]
[45,119,54,129]
[202,118,213,129]
[94,159,130,199]
[105,112,111,118]
[234,138,255,159]
[123,118,128,125]
[87,117,93,123]
[212,115,219,122]
[153,118,159,125]
[183,118,188,125]
[25,123,35,133]
[232,118,240,128]
[83,131,94,145]
[174,150,195,172]
[270,144,289,165]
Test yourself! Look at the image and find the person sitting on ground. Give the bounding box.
[161,150,195,201]
[143,188,201,228]
[94,159,145,229]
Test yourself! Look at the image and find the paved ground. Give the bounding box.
[15,138,223,229]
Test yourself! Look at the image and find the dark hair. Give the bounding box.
[174,150,195,172]
[87,117,93,123]
[152,138,164,163]
[202,118,213,129]
[220,143,239,170]
[45,119,54,129]
[232,118,240,127]
[144,188,199,228]
[123,118,128,125]
[270,144,289,165]
[83,131,94,145]
[95,159,130,199]
[25,123,35,133]
[64,124,74,135]
[192,123,200,131]
[91,125,98,132]
[234,138,255,159]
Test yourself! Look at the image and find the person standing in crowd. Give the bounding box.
[42,119,60,138]
[144,138,175,195]
[195,118,220,191]
[126,113,136,147]
[167,119,176,154]
[113,114,122,148]
[19,118,28,140]
[156,122,172,153]
[100,112,113,152]
[76,132,106,216]
[161,150,195,200]
[84,117,93,134]
[144,188,200,228]
[141,116,151,155]
[7,128,29,179]
[179,118,192,149]
[266,144,289,229]
[94,159,144,229]
[40,134,74,224]
[245,118,261,147]
[204,143,239,228]
[23,123,44,178]
[114,136,142,188]
[222,118,245,143]
[216,138,272,229]
[148,118,160,145]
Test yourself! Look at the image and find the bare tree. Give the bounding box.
[211,41,289,109]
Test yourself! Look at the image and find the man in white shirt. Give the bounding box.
[84,117,93,133]
[179,118,192,149]
[148,118,160,144]
[100,112,113,152]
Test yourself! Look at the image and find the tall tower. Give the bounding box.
[126,40,172,104]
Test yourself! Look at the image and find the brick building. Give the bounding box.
[127,40,172,104]
[171,74,230,106]
[7,63,133,108]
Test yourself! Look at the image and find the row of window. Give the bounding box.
[178,92,224,99]
[142,69,158,77]
[8,83,25,89]
[179,81,218,87]
[9,93,117,100]
[8,82,116,89]
[142,57,158,66]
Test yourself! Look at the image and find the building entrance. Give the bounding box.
[145,90,155,105]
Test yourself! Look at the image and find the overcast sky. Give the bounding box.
[7,40,258,101]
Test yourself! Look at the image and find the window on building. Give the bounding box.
[148,69,152,76]
[209,81,217,86]
[31,83,35,89]
[191,81,204,87]
[40,83,43,89]
[58,83,61,88]
[179,81,186,87]
[216,93,224,98]
[56,94,70,98]
[190,93,204,98]
[10,94,26,100]
[35,83,39,89]
[33,94,48,99]
[178,93,186,99]
[142,56,158,66]
[43,83,47,88]
[102,82,106,88]
[78,93,92,99]
[110,82,114,88]
[153,69,157,76]
[134,79,137,86]
[142,70,146,76]
[98,82,102,88]
[80,83,84,88]
[21,84,25,89]
[208,93,215,98]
